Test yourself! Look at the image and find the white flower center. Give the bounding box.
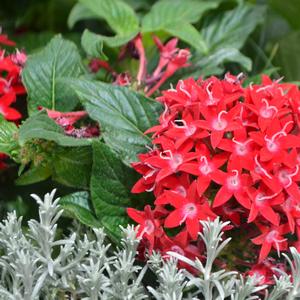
[182,203,197,219]
[144,219,155,235]
[212,110,228,131]
[226,170,240,191]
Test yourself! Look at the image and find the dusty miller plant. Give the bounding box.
[0,190,298,299]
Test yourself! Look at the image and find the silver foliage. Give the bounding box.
[0,190,299,299]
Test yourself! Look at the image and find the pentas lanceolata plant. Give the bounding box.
[127,73,300,282]
[0,31,27,170]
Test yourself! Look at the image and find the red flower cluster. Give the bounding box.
[0,40,26,121]
[128,73,300,268]
[0,32,26,170]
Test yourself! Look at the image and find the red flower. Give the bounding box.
[281,196,300,233]
[246,258,286,285]
[247,186,283,225]
[152,36,178,77]
[250,119,300,164]
[164,111,209,150]
[197,104,242,148]
[179,144,228,196]
[218,127,256,170]
[156,182,216,240]
[252,223,289,262]
[127,205,162,252]
[144,139,197,183]
[0,93,21,120]
[146,49,190,97]
[212,168,252,209]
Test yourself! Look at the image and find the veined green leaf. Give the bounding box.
[79,0,139,35]
[22,35,84,114]
[15,164,52,186]
[141,0,220,53]
[142,0,220,32]
[68,2,98,29]
[193,48,252,78]
[60,191,101,227]
[53,146,92,189]
[0,116,19,157]
[67,79,162,164]
[164,23,208,53]
[202,4,265,52]
[81,29,107,59]
[90,141,140,239]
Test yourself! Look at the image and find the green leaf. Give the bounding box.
[193,48,252,78]
[141,0,220,52]
[53,146,92,189]
[142,0,219,32]
[79,0,139,35]
[68,2,98,29]
[15,164,52,186]
[202,4,265,52]
[0,116,19,156]
[90,141,139,239]
[274,31,300,81]
[18,111,94,147]
[67,79,162,164]
[60,191,101,227]
[81,29,106,59]
[22,35,84,114]
[81,29,138,58]
[164,23,208,53]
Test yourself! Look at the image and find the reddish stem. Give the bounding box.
[133,34,147,85]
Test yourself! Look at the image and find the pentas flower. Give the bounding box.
[251,223,289,262]
[179,144,228,196]
[127,205,163,252]
[131,150,160,194]
[146,48,190,97]
[281,196,300,233]
[250,119,300,164]
[212,168,252,209]
[218,127,256,170]
[158,230,206,273]
[164,111,209,150]
[128,73,300,270]
[155,181,216,239]
[152,36,179,78]
[144,139,197,183]
[247,187,283,225]
[0,93,21,120]
[246,258,286,285]
[197,104,242,148]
